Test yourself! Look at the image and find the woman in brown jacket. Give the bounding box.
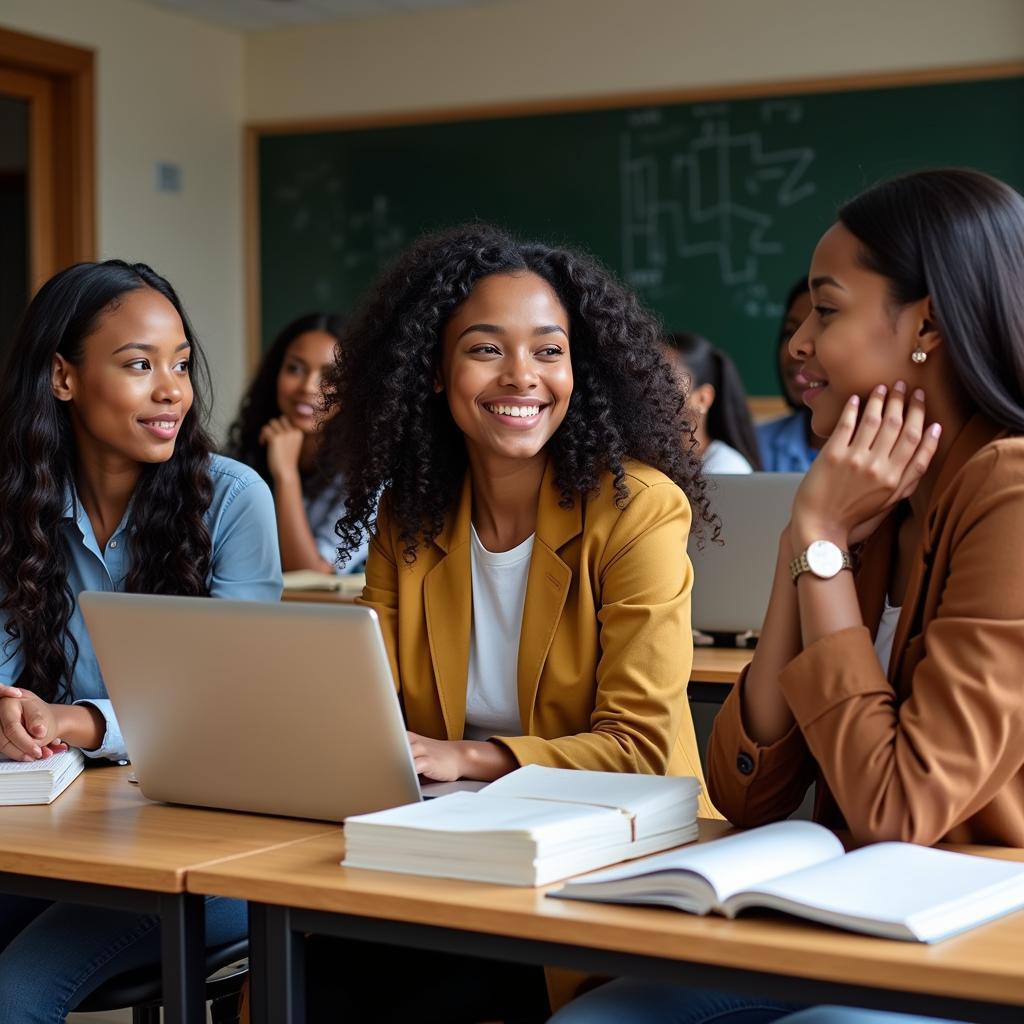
[306,223,716,1021]
[549,169,1024,1024]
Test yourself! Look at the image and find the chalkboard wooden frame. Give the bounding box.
[244,60,1024,392]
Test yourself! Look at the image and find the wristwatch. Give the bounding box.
[789,540,853,583]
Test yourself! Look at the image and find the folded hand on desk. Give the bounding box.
[0,685,69,761]
[0,685,104,761]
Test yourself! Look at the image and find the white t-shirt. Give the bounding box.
[874,598,903,675]
[464,524,534,741]
[704,440,753,474]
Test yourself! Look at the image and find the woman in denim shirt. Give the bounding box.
[0,261,281,1023]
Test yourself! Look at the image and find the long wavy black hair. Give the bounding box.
[224,312,345,494]
[839,168,1024,433]
[320,224,715,565]
[663,332,763,470]
[0,260,215,702]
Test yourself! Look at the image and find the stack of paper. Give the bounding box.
[0,749,85,805]
[343,765,701,886]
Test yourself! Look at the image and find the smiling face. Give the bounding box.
[54,287,194,466]
[276,329,338,433]
[438,271,573,467]
[789,223,931,437]
[778,289,813,408]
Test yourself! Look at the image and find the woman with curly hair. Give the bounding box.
[306,223,717,1020]
[0,260,281,1022]
[226,312,368,573]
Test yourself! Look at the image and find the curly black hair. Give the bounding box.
[225,311,345,496]
[0,260,215,703]
[320,224,714,566]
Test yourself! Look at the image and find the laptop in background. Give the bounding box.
[79,594,422,822]
[688,473,804,638]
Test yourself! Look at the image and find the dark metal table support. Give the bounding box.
[251,901,1023,1024]
[0,871,206,1024]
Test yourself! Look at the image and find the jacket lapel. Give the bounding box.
[423,476,473,739]
[516,462,582,732]
[888,413,1007,686]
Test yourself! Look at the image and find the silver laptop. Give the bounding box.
[688,473,804,636]
[79,593,422,821]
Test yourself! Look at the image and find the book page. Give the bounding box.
[726,841,1024,941]
[564,820,843,902]
[0,751,79,775]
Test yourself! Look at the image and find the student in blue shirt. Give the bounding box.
[0,260,281,1023]
[226,312,369,574]
[757,280,823,472]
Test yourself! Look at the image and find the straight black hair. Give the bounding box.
[664,332,763,470]
[839,168,1024,433]
[777,278,810,411]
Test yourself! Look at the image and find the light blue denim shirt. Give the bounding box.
[757,411,819,473]
[0,454,282,760]
[303,475,370,573]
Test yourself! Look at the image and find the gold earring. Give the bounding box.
[911,347,928,364]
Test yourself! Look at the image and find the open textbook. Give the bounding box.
[553,819,1024,942]
[343,765,701,886]
[0,749,85,805]
[281,570,366,594]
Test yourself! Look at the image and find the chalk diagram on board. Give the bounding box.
[272,160,405,302]
[620,100,816,304]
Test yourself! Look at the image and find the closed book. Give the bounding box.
[0,749,85,805]
[554,820,1024,942]
[343,765,701,886]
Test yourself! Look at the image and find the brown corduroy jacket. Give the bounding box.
[708,414,1024,847]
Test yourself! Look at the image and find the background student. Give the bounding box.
[663,332,762,473]
[549,167,1024,1023]
[0,260,281,1023]
[309,223,717,1020]
[226,311,368,573]
[756,280,823,471]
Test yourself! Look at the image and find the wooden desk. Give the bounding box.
[281,588,357,604]
[689,647,749,691]
[189,821,1024,1024]
[0,766,334,1024]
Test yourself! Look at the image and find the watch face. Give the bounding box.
[806,540,844,579]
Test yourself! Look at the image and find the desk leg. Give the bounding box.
[251,902,305,1024]
[160,892,206,1024]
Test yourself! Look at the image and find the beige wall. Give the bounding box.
[2,0,1022,414]
[0,0,246,432]
[245,0,1024,123]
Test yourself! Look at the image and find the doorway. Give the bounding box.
[0,27,94,360]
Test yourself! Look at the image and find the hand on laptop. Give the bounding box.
[407,731,519,783]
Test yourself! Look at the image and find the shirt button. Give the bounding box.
[109,540,118,549]
[736,752,755,776]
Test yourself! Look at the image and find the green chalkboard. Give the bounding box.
[258,72,1024,394]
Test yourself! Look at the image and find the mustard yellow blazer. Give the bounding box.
[360,457,714,819]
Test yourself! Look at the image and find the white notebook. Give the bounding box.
[343,765,702,886]
[553,820,1024,942]
[0,749,85,805]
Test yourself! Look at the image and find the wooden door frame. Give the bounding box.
[0,26,95,288]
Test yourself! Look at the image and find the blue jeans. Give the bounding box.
[547,980,800,1023]
[0,893,246,1024]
